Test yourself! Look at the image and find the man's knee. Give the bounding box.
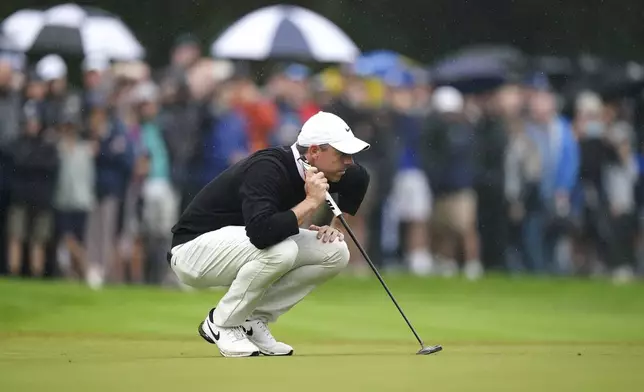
[326,240,350,270]
[262,239,299,272]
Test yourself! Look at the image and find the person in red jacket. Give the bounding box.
[232,76,278,153]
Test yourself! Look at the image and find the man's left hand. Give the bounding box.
[309,225,344,243]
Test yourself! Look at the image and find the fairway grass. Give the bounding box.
[1,275,643,391]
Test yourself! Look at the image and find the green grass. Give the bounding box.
[1,275,643,391]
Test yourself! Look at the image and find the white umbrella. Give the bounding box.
[0,30,19,51]
[0,32,25,72]
[211,5,360,63]
[1,3,145,61]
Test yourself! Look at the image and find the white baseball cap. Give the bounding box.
[432,86,464,113]
[36,54,67,81]
[82,54,109,73]
[297,111,370,155]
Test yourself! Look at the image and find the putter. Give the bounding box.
[299,157,442,356]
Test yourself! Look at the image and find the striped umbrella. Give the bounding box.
[211,5,360,63]
[1,3,144,60]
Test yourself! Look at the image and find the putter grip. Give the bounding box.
[298,157,343,217]
[324,192,342,217]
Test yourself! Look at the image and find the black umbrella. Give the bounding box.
[430,44,526,93]
[595,62,644,100]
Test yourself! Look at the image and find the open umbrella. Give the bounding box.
[0,30,19,51]
[211,5,359,63]
[1,3,144,60]
[353,49,420,78]
[431,44,526,93]
[0,30,26,71]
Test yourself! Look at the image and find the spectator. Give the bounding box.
[53,105,95,282]
[421,86,483,279]
[603,99,639,283]
[524,77,579,274]
[169,33,202,73]
[36,54,74,131]
[233,75,278,153]
[326,72,397,270]
[86,106,134,287]
[114,94,149,285]
[572,91,613,274]
[81,54,110,122]
[501,83,541,272]
[24,69,48,102]
[133,82,178,284]
[0,59,20,270]
[158,71,204,211]
[6,100,59,277]
[203,79,249,182]
[474,90,510,272]
[0,59,20,182]
[384,68,433,275]
[273,64,320,146]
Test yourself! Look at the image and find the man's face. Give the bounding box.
[139,101,158,120]
[345,78,367,106]
[309,145,354,182]
[284,79,308,105]
[496,85,524,118]
[172,44,200,69]
[390,87,414,112]
[529,90,556,124]
[50,78,67,96]
[83,70,102,89]
[26,81,47,100]
[0,61,12,88]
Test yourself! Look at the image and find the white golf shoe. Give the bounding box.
[243,320,293,356]
[198,309,260,357]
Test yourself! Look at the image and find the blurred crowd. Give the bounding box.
[1,34,643,288]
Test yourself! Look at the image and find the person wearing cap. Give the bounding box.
[36,54,70,130]
[82,54,109,116]
[168,111,370,357]
[421,86,483,280]
[170,33,202,71]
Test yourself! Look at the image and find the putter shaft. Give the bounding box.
[299,156,440,353]
[337,214,426,348]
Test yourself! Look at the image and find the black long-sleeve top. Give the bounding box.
[171,146,370,249]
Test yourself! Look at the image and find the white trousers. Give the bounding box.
[170,226,350,327]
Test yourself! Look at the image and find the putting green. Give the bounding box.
[1,275,643,391]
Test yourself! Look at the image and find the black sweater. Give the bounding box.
[171,146,370,249]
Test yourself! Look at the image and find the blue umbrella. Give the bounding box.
[381,66,416,88]
[353,49,419,78]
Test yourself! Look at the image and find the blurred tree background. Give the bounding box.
[2,0,644,67]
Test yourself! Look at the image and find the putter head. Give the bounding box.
[417,345,443,355]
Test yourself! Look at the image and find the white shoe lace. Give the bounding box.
[250,320,276,343]
[227,326,249,342]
